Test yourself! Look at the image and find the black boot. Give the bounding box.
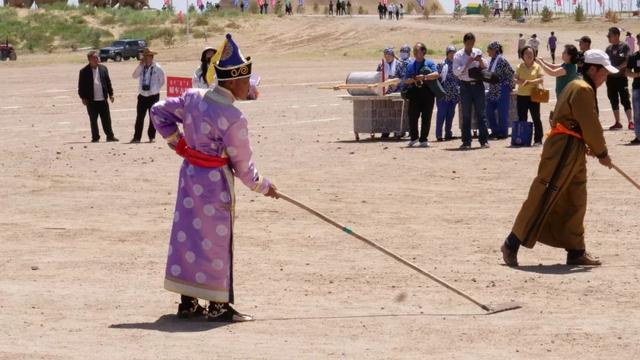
[177,295,205,319]
[207,302,254,322]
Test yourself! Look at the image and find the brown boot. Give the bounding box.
[501,244,519,267]
[567,252,602,266]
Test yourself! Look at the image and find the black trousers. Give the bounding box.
[606,76,631,111]
[86,100,115,141]
[408,93,435,142]
[517,95,543,143]
[133,94,160,141]
[550,47,556,63]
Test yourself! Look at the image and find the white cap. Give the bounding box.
[584,49,618,74]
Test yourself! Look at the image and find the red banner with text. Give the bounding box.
[167,76,193,97]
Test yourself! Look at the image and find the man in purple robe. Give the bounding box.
[151,34,278,322]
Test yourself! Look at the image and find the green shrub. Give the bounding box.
[192,28,208,39]
[207,23,224,33]
[225,21,240,29]
[511,6,523,20]
[120,27,167,44]
[541,6,553,22]
[423,5,430,19]
[194,15,209,26]
[249,1,259,13]
[161,28,175,47]
[574,4,585,21]
[481,5,490,19]
[406,2,415,15]
[275,0,283,15]
[357,5,366,14]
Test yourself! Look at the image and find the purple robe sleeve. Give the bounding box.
[150,95,186,139]
[223,115,271,194]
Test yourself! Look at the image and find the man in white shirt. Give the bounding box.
[452,32,490,149]
[77,51,119,143]
[528,34,541,56]
[130,48,166,143]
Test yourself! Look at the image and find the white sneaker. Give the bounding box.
[408,140,418,147]
[419,141,429,147]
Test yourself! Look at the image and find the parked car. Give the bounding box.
[0,42,17,61]
[99,39,146,62]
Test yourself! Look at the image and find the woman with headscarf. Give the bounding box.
[501,49,615,267]
[192,47,217,89]
[536,44,579,98]
[435,45,460,141]
[485,41,515,140]
[376,47,399,94]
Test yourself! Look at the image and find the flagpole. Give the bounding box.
[186,0,190,41]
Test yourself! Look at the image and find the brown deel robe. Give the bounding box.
[511,79,608,250]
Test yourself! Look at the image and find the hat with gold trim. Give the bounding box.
[214,34,252,81]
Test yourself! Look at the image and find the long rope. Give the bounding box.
[277,192,491,312]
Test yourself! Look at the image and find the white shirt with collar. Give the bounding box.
[132,62,166,97]
[92,66,105,101]
[452,48,488,82]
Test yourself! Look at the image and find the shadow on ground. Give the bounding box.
[109,314,232,333]
[510,264,594,275]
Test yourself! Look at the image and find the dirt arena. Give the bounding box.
[1,15,639,359]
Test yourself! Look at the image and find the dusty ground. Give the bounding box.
[1,15,639,359]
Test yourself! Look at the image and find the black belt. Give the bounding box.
[461,80,479,85]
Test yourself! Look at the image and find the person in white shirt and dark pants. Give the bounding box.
[78,51,119,143]
[130,48,165,143]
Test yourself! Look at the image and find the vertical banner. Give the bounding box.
[167,76,193,97]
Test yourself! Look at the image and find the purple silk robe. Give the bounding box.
[150,86,271,303]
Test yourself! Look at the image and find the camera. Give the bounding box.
[142,84,150,91]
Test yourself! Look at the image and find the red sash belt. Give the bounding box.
[175,137,229,168]
[548,122,583,140]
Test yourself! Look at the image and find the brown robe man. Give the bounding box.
[503,79,610,266]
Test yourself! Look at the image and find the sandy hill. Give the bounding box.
[218,0,443,14]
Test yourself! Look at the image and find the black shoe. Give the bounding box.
[148,138,156,143]
[437,137,444,142]
[106,137,119,142]
[459,144,471,150]
[129,138,141,144]
[501,244,519,267]
[177,296,206,319]
[91,138,100,143]
[207,302,254,322]
[630,138,640,145]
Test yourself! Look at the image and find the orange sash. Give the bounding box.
[548,122,583,139]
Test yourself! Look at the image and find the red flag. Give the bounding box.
[197,0,203,7]
[271,0,276,6]
[454,0,460,4]
[163,0,171,5]
[596,0,603,5]
[555,0,562,6]
[571,0,576,4]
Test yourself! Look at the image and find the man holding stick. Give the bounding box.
[501,50,615,267]
[150,34,278,322]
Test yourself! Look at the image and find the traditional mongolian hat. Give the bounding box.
[206,34,252,85]
[214,33,252,81]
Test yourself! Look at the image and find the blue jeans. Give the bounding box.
[460,81,489,146]
[633,89,640,139]
[486,84,511,138]
[436,98,457,139]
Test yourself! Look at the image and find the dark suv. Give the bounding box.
[99,39,146,62]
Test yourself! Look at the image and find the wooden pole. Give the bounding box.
[277,192,495,312]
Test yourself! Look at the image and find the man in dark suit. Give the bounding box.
[78,51,119,142]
